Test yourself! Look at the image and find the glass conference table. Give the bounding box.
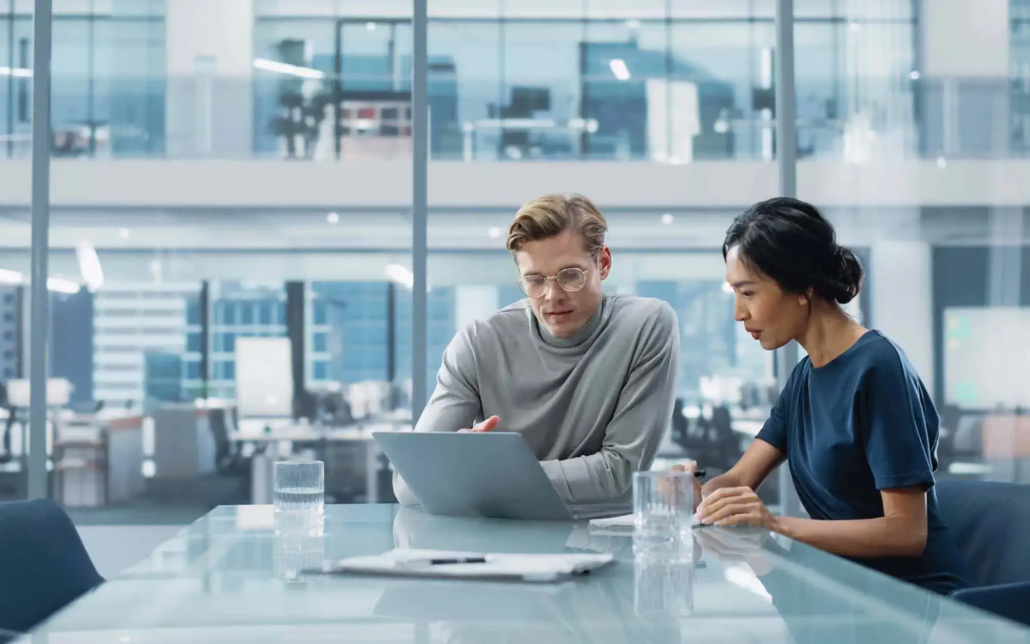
[20,505,1030,643]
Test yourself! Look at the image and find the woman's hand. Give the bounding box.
[698,486,779,531]
[670,460,703,512]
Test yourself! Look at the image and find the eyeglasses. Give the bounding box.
[518,267,589,298]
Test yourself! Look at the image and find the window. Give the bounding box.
[186,299,201,325]
[313,301,328,325]
[186,333,201,352]
[313,360,328,380]
[258,303,272,325]
[313,332,328,352]
[241,303,255,324]
[220,333,236,353]
[186,361,201,380]
[214,360,236,380]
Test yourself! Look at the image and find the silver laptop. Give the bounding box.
[373,431,630,521]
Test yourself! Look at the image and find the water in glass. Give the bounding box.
[274,460,324,536]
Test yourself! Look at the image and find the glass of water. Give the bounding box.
[633,470,694,550]
[274,460,324,536]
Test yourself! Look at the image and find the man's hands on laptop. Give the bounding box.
[457,415,501,433]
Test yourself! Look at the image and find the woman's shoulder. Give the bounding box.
[852,331,927,388]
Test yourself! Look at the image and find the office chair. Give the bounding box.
[0,499,104,636]
[936,480,1030,626]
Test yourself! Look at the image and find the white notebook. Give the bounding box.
[311,549,614,583]
[588,514,701,533]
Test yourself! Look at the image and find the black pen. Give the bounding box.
[401,556,488,566]
[694,469,706,480]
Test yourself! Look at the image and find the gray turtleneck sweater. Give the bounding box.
[393,294,681,505]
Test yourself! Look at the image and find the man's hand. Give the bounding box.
[698,486,779,530]
[670,460,704,512]
[457,415,500,433]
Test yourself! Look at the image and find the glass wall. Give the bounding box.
[0,0,166,159]
[253,1,918,162]
[3,0,1028,522]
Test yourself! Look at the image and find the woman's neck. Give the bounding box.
[797,303,867,368]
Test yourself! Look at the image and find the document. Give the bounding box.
[311,548,614,583]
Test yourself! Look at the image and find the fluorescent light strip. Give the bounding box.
[385,264,414,290]
[75,242,105,292]
[609,59,630,81]
[252,58,326,80]
[47,278,81,294]
[0,66,32,78]
[0,269,24,285]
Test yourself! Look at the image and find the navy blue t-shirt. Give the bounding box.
[757,330,966,595]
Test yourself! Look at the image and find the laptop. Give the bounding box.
[372,431,630,521]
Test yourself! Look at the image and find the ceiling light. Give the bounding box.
[327,212,340,224]
[848,22,861,32]
[75,242,104,292]
[661,214,674,225]
[909,70,920,81]
[118,228,130,239]
[385,264,414,290]
[488,227,501,239]
[609,59,630,81]
[252,58,326,80]
[625,19,640,29]
[366,22,377,31]
[0,269,24,285]
[936,156,947,169]
[0,66,31,78]
[47,277,81,294]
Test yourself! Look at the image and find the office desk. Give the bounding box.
[21,505,1029,643]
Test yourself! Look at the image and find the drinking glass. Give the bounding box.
[633,470,694,549]
[274,460,324,536]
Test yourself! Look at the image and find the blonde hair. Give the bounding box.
[506,193,608,257]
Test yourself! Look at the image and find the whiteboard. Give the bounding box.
[235,337,293,418]
[943,307,1030,409]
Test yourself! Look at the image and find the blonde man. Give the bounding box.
[394,194,680,505]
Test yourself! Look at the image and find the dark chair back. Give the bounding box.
[935,480,1030,587]
[0,499,104,635]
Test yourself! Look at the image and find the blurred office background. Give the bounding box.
[0,0,1026,542]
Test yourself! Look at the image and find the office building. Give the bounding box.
[0,0,1022,521]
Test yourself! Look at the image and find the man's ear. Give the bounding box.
[598,247,612,280]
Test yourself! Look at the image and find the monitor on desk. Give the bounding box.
[235,337,293,419]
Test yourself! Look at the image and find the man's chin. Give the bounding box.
[545,320,583,339]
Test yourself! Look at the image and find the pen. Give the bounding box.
[400,556,488,566]
[694,469,706,480]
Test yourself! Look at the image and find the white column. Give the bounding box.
[454,286,499,331]
[870,240,934,394]
[166,0,255,158]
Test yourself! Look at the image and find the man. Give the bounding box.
[394,194,680,505]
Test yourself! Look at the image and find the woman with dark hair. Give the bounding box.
[677,197,966,595]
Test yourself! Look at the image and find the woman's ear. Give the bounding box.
[799,287,814,306]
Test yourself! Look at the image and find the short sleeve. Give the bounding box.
[757,364,801,453]
[860,353,937,491]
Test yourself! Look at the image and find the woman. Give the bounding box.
[678,197,966,595]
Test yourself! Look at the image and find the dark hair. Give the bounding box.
[722,197,863,304]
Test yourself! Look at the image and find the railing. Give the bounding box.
[0,73,1026,162]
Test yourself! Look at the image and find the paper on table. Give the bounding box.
[588,514,701,531]
[314,549,614,583]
